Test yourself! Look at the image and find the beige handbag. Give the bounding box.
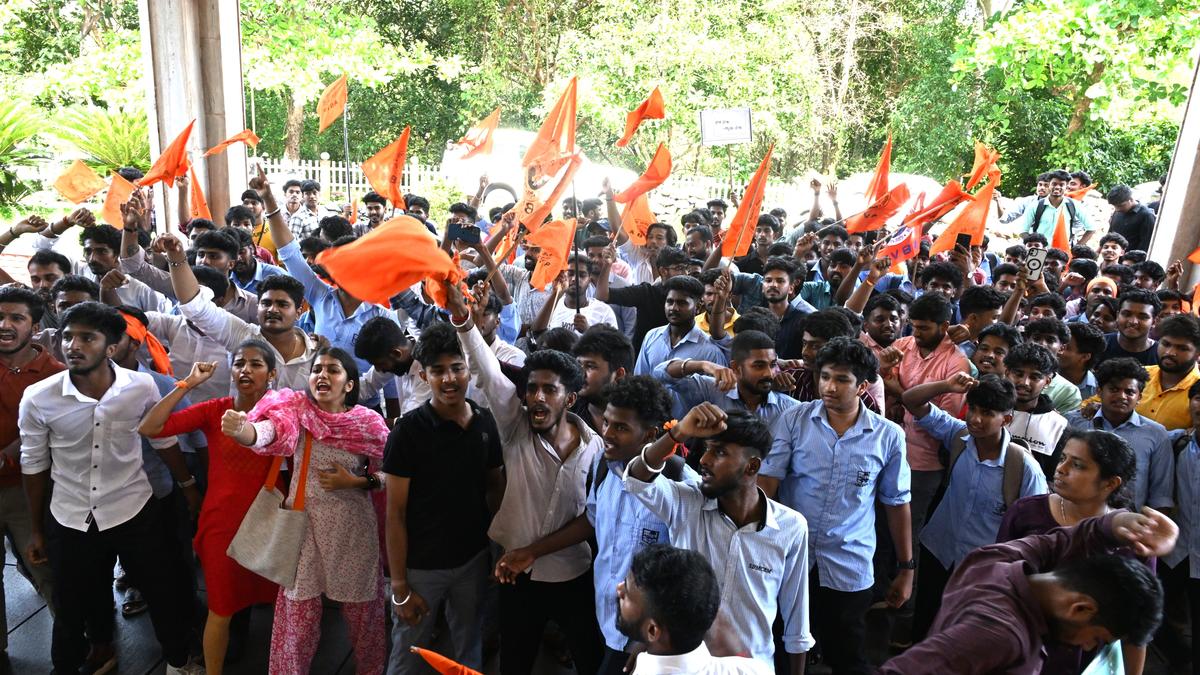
[227,433,313,589]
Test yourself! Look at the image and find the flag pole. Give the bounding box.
[571,177,580,317]
[341,100,352,209]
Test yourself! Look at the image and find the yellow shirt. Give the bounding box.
[1137,365,1200,431]
[697,309,739,336]
[252,222,278,259]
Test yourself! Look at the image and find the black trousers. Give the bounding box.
[911,544,952,642]
[598,645,632,675]
[1156,559,1200,673]
[47,498,192,671]
[499,569,603,675]
[807,568,873,675]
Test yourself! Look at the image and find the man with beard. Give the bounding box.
[1099,289,1160,367]
[20,302,198,674]
[493,377,698,675]
[729,258,812,357]
[706,198,729,231]
[597,246,693,353]
[26,249,72,330]
[0,287,62,654]
[1130,313,1200,431]
[633,275,727,376]
[532,255,618,337]
[796,247,855,311]
[861,294,903,358]
[355,316,430,420]
[730,214,783,276]
[449,281,605,675]
[1023,169,1097,246]
[623,404,813,671]
[34,275,99,362]
[615,545,770,675]
[354,191,388,237]
[222,225,286,296]
[571,325,633,432]
[684,224,714,262]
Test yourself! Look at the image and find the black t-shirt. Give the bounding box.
[608,283,668,352]
[734,254,766,276]
[382,400,503,570]
[1108,204,1156,252]
[1100,332,1158,367]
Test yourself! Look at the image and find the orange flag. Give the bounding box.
[316,215,457,305]
[964,142,1000,191]
[615,86,665,148]
[1187,245,1200,265]
[317,75,348,134]
[361,126,411,208]
[526,218,577,289]
[495,223,521,264]
[621,194,657,246]
[613,143,671,204]
[521,154,584,232]
[188,166,211,221]
[901,180,968,232]
[422,251,471,309]
[348,194,358,225]
[720,145,774,258]
[204,129,261,157]
[863,134,892,204]
[1051,205,1071,253]
[1067,184,1093,201]
[410,647,483,675]
[522,77,577,181]
[101,171,137,228]
[53,160,107,204]
[457,107,501,160]
[844,184,911,234]
[140,119,195,188]
[929,181,995,256]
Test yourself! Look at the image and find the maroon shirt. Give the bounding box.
[879,512,1123,675]
[0,345,65,487]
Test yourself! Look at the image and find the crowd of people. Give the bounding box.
[0,160,1190,675]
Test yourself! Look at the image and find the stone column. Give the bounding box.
[1150,51,1200,288]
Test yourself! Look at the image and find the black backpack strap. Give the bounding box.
[1032,198,1048,230]
[1001,440,1030,508]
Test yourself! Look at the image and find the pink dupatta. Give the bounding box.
[247,388,387,459]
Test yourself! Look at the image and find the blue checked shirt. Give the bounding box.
[230,258,286,295]
[762,401,911,592]
[1065,409,1174,510]
[633,324,728,376]
[586,456,699,650]
[650,363,800,426]
[1165,430,1200,576]
[915,406,1048,569]
[622,470,815,663]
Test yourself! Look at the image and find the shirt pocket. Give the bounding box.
[845,455,884,499]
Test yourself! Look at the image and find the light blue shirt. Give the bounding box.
[633,324,727,376]
[622,470,814,662]
[277,240,400,407]
[139,364,205,499]
[762,401,911,592]
[651,365,800,426]
[915,406,1048,568]
[1165,430,1199,576]
[230,259,286,295]
[1065,409,1174,510]
[1022,197,1094,239]
[586,455,699,650]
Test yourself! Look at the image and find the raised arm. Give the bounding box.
[139,362,218,437]
[845,257,891,314]
[0,215,49,254]
[628,402,727,483]
[604,178,627,246]
[250,164,291,248]
[448,280,522,427]
[470,241,511,304]
[531,274,564,335]
[901,372,975,418]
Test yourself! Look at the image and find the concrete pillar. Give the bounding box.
[138,0,246,234]
[1149,51,1200,287]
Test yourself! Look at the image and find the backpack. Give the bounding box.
[587,453,688,496]
[1032,198,1079,241]
[944,434,1031,509]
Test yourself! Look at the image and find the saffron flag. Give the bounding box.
[613,143,671,204]
[316,215,457,305]
[422,251,470,309]
[844,184,911,234]
[513,187,543,232]
[410,647,483,675]
[720,145,774,258]
[1067,184,1093,201]
[964,142,1000,191]
[188,166,211,221]
[879,225,922,266]
[204,129,261,157]
[140,119,195,188]
[520,154,584,232]
[901,180,968,232]
[526,218,577,289]
[495,222,521,265]
[101,171,137,228]
[929,181,995,256]
[615,86,665,148]
[522,77,577,181]
[863,134,892,204]
[1187,245,1200,265]
[1051,205,1071,253]
[348,195,357,225]
[361,126,411,208]
[621,194,657,246]
[456,107,501,160]
[53,160,106,204]
[317,75,348,134]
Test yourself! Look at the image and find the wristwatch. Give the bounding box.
[897,558,917,570]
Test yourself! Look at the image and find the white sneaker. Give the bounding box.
[165,657,206,674]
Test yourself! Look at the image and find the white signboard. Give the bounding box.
[699,108,753,146]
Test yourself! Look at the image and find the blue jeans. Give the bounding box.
[386,548,489,674]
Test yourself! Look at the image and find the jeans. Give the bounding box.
[387,549,490,674]
[0,483,55,649]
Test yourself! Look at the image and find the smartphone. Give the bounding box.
[447,221,481,245]
[954,233,972,251]
[1024,247,1048,281]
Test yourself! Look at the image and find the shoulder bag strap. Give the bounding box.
[291,433,314,511]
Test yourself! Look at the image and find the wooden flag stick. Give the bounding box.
[341,99,352,206]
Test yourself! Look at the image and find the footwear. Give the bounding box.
[120,588,148,617]
[80,645,117,675]
[165,656,206,674]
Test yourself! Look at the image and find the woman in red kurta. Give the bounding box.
[139,339,281,675]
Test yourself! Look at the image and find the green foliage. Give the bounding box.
[54,106,150,173]
[0,98,43,205]
[1049,119,1177,190]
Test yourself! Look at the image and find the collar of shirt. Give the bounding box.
[1089,409,1143,430]
[967,427,1014,468]
[7,344,57,375]
[725,386,782,410]
[807,400,876,441]
[699,487,778,532]
[634,643,726,674]
[1150,365,1200,394]
[63,360,132,401]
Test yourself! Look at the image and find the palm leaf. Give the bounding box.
[53,106,150,174]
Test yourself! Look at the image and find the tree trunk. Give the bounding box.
[1065,61,1106,137]
[284,95,304,160]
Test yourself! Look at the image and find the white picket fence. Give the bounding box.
[259,157,446,201]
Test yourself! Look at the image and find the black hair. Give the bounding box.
[1122,250,1148,264]
[258,274,305,308]
[1047,169,1071,183]
[1066,322,1105,370]
[682,210,710,228]
[829,306,863,335]
[1157,288,1186,306]
[1022,233,1049,247]
[240,189,264,205]
[448,201,477,220]
[1090,295,1120,318]
[766,242,792,258]
[663,274,705,301]
[685,224,714,243]
[729,330,776,363]
[116,166,143,182]
[829,248,856,267]
[406,195,431,212]
[920,261,963,289]
[523,348,585,393]
[1024,317,1070,346]
[331,235,357,248]
[1132,261,1165,284]
[1070,246,1098,263]
[1157,313,1200,350]
[966,373,1016,412]
[1029,293,1067,319]
[583,235,612,250]
[706,198,728,210]
[224,205,254,226]
[299,237,332,257]
[1045,248,1069,264]
[756,213,782,235]
[362,191,387,206]
[193,230,240,259]
[1004,342,1058,377]
[60,301,125,345]
[959,286,1006,317]
[762,256,798,281]
[580,198,603,215]
[0,285,45,323]
[536,327,580,353]
[193,265,230,300]
[991,262,1020,280]
[1099,232,1129,250]
[50,275,100,301]
[655,247,690,270]
[312,346,360,407]
[300,179,320,193]
[230,338,277,373]
[864,293,902,317]
[413,321,463,367]
[78,223,121,251]
[573,325,634,374]
[1117,288,1162,316]
[1095,356,1149,390]
[28,249,72,275]
[886,288,914,307]
[1053,536,1163,645]
[1069,170,1092,186]
[283,179,302,192]
[630,544,720,652]
[711,410,772,459]
[566,252,596,277]
[817,224,848,242]
[1004,244,1027,260]
[354,316,410,362]
[908,293,953,324]
[813,336,878,385]
[602,375,673,429]
[800,309,854,340]
[1068,258,1099,281]
[1101,263,1134,286]
[221,226,253,250]
[732,308,781,341]
[1106,184,1134,205]
[697,269,722,286]
[319,216,353,241]
[1064,430,1136,509]
[978,322,1022,349]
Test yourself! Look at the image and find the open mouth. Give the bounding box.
[529,406,550,424]
[314,382,332,394]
